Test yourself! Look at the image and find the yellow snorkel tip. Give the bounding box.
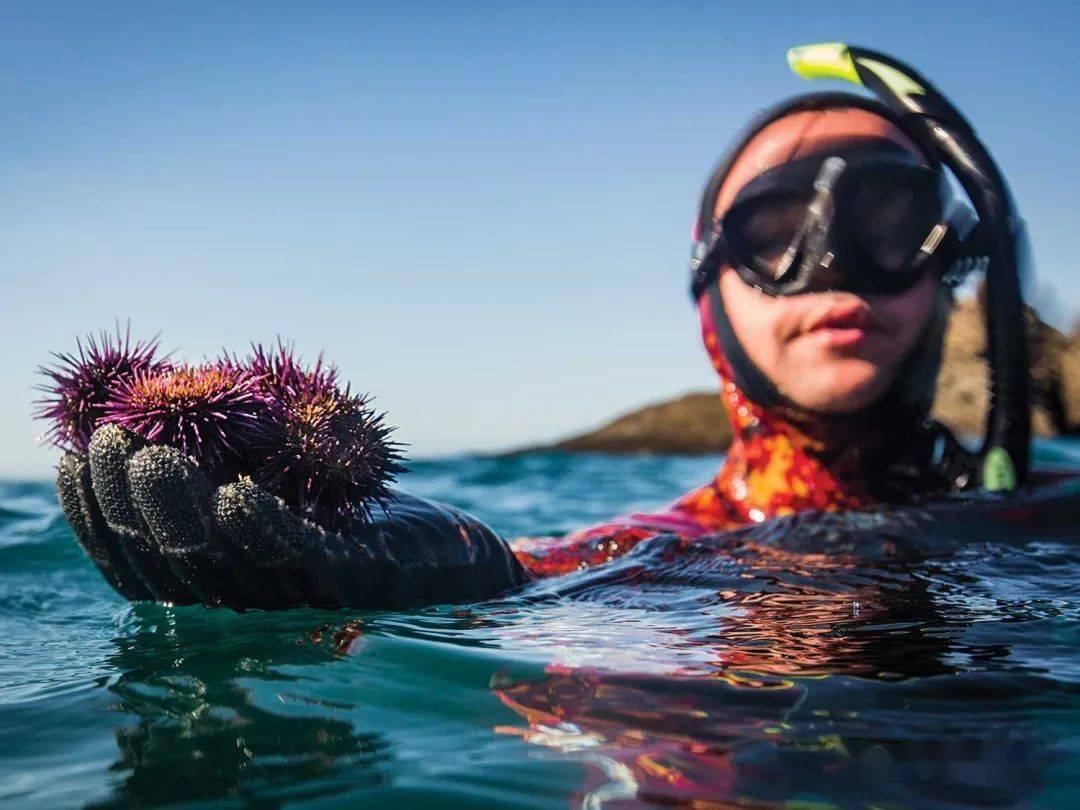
[787,43,861,86]
[788,42,926,97]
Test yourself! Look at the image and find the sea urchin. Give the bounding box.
[101,363,268,474]
[35,325,169,453]
[243,340,339,401]
[255,384,404,529]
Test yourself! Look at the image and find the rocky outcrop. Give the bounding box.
[539,297,1077,455]
[931,296,1071,437]
[551,393,732,455]
[1062,324,1080,429]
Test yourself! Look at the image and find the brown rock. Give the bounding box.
[552,392,731,455]
[1062,323,1080,429]
[931,295,1070,438]
[930,294,989,437]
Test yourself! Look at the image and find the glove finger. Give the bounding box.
[57,452,153,601]
[212,480,322,608]
[126,445,274,610]
[87,425,197,604]
[212,480,368,608]
[88,424,150,535]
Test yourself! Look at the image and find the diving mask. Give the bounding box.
[691,141,975,298]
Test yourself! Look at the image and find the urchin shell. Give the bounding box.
[255,385,404,529]
[101,363,268,471]
[35,325,169,452]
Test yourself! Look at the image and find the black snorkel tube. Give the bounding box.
[788,43,1030,491]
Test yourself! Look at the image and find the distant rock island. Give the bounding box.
[536,297,1080,455]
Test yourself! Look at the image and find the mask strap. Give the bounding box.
[705,284,786,409]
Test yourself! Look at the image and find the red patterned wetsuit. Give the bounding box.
[511,294,893,578]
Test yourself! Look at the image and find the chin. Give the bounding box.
[782,358,892,414]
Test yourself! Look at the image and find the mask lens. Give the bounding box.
[845,166,945,274]
[723,192,814,281]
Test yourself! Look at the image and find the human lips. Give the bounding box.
[802,300,883,349]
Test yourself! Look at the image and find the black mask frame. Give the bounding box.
[695,142,974,298]
[689,93,984,301]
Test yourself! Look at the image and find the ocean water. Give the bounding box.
[3,443,1080,808]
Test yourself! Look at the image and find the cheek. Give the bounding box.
[718,272,789,371]
[871,276,939,360]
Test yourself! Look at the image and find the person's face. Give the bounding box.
[720,269,937,413]
[711,107,940,414]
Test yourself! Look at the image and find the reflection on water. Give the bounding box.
[3,449,1080,807]
[90,608,392,808]
[482,491,1080,806]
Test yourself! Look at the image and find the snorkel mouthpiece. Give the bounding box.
[788,42,1030,490]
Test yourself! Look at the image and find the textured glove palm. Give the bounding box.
[57,424,529,610]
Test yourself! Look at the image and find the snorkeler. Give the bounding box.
[55,44,1033,609]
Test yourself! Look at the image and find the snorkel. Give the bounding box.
[786,43,1030,491]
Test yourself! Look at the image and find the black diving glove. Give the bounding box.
[56,424,530,611]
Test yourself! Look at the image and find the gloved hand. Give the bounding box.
[56,424,530,610]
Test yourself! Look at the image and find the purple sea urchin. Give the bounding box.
[35,326,169,452]
[255,385,404,529]
[38,329,405,526]
[243,340,339,400]
[101,363,267,472]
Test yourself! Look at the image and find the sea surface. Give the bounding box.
[3,443,1080,808]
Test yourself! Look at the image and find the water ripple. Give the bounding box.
[2,442,1080,807]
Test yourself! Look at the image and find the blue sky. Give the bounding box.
[3,1,1079,477]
